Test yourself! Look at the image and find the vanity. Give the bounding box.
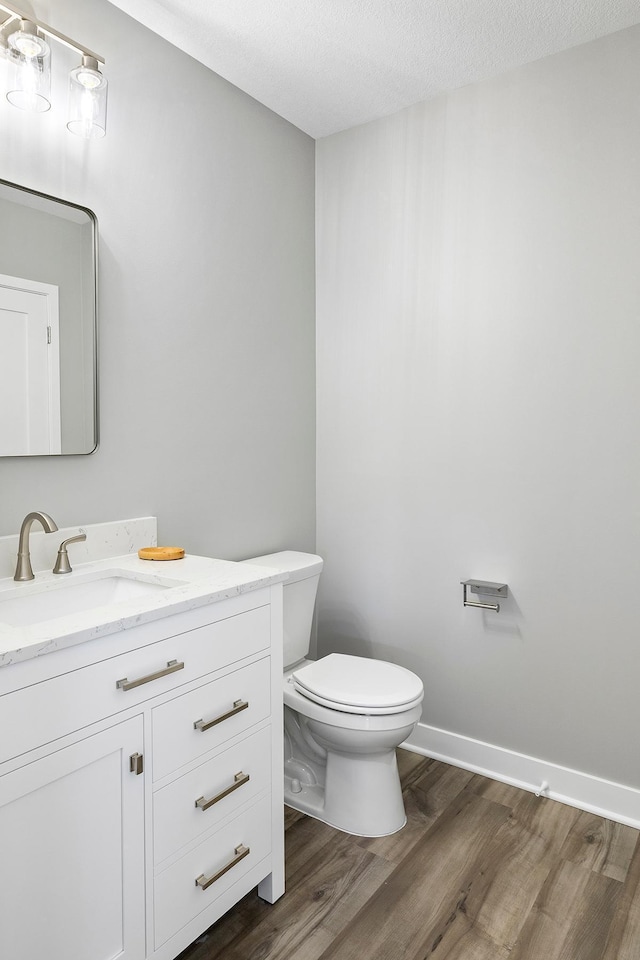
[0,518,285,960]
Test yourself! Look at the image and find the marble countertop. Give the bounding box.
[0,552,286,668]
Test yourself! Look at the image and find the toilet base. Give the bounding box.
[284,787,407,837]
[283,739,408,837]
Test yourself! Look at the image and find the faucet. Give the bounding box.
[53,532,87,574]
[14,511,59,582]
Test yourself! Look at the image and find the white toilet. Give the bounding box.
[242,551,424,837]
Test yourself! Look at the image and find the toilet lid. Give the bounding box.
[291,654,424,715]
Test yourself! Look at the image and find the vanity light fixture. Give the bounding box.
[0,1,107,138]
[67,55,107,139]
[6,18,51,112]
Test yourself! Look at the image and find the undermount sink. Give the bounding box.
[0,572,184,627]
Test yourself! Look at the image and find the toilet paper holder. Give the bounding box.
[461,579,508,613]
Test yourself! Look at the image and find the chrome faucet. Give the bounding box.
[14,511,59,582]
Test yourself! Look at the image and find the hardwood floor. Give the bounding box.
[177,751,640,960]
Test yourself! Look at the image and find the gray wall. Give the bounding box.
[316,26,640,789]
[0,0,316,558]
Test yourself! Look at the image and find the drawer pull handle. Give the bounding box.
[116,659,184,691]
[195,771,250,811]
[195,844,250,891]
[194,699,248,732]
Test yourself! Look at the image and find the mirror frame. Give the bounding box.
[0,178,99,457]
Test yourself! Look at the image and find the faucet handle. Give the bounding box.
[52,533,87,575]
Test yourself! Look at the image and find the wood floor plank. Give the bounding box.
[468,790,579,951]
[411,759,477,819]
[471,774,530,806]
[312,851,395,938]
[416,924,511,960]
[284,809,354,882]
[395,747,433,784]
[509,859,623,960]
[284,805,306,831]
[316,788,514,960]
[472,779,578,851]
[601,832,640,960]
[560,808,639,881]
[555,870,622,960]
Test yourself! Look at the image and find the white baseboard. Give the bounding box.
[403,721,640,830]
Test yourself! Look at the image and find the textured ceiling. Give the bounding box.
[106,0,640,138]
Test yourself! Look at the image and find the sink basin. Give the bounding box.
[0,572,184,627]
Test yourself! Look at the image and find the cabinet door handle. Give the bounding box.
[129,752,144,775]
[193,699,248,732]
[195,771,250,811]
[195,844,250,891]
[116,659,184,691]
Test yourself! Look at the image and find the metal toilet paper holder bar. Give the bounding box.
[461,579,508,613]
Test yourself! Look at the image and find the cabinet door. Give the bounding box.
[0,716,145,960]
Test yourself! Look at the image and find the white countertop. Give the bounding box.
[0,552,286,668]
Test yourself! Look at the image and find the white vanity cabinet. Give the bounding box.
[0,715,146,960]
[0,585,284,960]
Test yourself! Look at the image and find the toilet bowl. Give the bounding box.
[242,551,424,837]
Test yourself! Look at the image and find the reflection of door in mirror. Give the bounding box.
[0,275,61,455]
[0,180,97,457]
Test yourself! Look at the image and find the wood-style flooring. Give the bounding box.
[177,750,640,960]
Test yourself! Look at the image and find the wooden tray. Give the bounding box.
[138,546,185,561]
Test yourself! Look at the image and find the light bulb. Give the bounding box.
[76,68,103,90]
[10,33,47,58]
[67,56,108,139]
[6,20,51,113]
[7,21,50,59]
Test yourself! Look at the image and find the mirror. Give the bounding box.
[0,178,97,456]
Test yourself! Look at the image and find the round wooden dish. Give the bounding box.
[138,546,185,561]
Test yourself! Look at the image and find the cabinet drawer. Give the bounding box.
[154,794,271,948]
[153,725,271,865]
[152,657,271,781]
[0,604,270,765]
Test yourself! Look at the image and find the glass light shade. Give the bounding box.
[67,56,107,139]
[6,21,51,113]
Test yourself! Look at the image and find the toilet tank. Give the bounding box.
[241,551,323,669]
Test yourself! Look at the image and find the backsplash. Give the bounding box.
[0,517,157,580]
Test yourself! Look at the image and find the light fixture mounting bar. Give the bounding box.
[0,1,104,63]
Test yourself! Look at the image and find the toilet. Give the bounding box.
[242,551,424,837]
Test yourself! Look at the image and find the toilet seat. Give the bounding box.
[291,653,424,716]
